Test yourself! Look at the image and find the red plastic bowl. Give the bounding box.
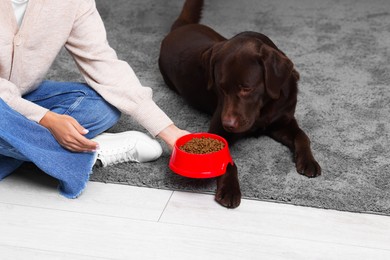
[169,133,234,178]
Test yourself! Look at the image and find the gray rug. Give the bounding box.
[24,0,390,215]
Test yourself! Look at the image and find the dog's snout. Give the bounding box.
[222,117,239,131]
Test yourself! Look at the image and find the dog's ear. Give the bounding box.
[201,42,223,90]
[258,45,294,99]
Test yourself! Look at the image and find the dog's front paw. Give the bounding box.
[215,182,241,208]
[296,154,321,178]
[215,164,241,208]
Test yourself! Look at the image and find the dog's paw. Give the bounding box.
[215,163,241,208]
[215,188,241,208]
[296,155,321,178]
[215,176,241,208]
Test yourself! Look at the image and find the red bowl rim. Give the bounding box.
[174,133,229,155]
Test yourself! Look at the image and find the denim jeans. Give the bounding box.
[0,81,121,198]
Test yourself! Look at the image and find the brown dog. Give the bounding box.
[159,0,321,208]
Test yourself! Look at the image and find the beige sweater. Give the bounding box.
[0,0,173,136]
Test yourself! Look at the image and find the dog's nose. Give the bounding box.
[222,117,239,131]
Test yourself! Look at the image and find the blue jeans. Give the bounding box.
[0,81,121,198]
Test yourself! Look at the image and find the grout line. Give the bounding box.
[0,201,160,224]
[157,190,174,222]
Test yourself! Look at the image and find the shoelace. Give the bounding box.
[97,145,138,166]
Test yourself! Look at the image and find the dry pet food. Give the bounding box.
[179,137,225,154]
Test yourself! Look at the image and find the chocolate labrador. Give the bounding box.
[159,0,321,208]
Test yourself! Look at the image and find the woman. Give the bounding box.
[0,0,189,198]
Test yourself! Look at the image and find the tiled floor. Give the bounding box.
[0,171,389,260]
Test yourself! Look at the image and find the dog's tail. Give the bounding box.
[171,0,204,31]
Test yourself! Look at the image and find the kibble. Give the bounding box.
[179,137,225,154]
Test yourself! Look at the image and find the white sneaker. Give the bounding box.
[92,131,163,167]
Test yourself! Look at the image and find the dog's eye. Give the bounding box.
[239,86,253,94]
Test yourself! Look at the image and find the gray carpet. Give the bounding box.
[30,0,390,214]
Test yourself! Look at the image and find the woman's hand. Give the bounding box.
[157,124,190,150]
[39,111,98,152]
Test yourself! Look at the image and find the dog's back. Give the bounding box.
[159,0,226,114]
[171,0,204,31]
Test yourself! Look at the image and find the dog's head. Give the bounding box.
[202,37,296,133]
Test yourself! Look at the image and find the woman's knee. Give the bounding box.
[24,81,121,136]
[73,94,121,137]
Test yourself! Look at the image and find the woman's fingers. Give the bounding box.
[68,118,99,151]
[70,117,90,136]
[70,132,99,152]
[40,111,99,152]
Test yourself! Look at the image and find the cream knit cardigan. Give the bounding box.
[0,0,173,136]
